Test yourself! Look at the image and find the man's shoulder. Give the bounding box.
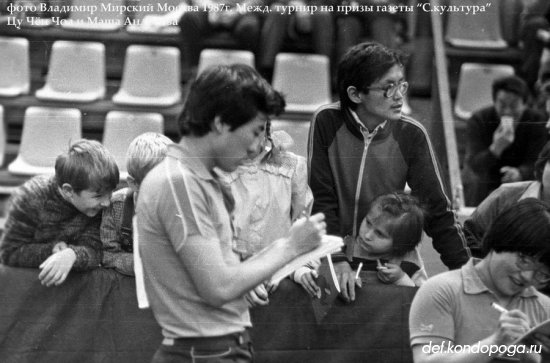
[394,115,427,134]
[420,269,463,294]
[140,158,201,199]
[495,181,534,194]
[313,102,343,123]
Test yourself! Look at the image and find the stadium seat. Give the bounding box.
[272,53,331,114]
[454,63,515,120]
[0,37,30,97]
[102,111,164,180]
[112,45,181,107]
[197,49,255,76]
[126,0,182,34]
[8,107,82,176]
[35,41,106,102]
[61,0,125,31]
[444,0,507,49]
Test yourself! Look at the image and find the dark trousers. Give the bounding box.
[151,331,254,363]
[258,6,335,69]
[179,10,261,67]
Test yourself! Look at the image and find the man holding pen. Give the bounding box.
[409,198,550,363]
[136,65,326,363]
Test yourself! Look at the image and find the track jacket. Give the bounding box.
[308,102,470,270]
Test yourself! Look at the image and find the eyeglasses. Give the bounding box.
[365,81,409,98]
[515,253,550,284]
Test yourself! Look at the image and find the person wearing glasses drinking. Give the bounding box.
[410,198,550,363]
[308,41,470,303]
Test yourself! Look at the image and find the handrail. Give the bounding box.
[430,0,465,209]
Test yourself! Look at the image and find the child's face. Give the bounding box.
[357,206,393,258]
[68,188,112,217]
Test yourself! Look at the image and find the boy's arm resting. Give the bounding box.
[102,251,135,276]
[406,126,470,270]
[0,185,54,267]
[67,216,103,270]
[308,111,340,236]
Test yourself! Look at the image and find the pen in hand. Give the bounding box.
[355,262,363,280]
[491,302,508,314]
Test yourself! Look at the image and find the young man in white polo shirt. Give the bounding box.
[136,64,326,362]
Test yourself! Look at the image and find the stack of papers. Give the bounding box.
[270,235,344,285]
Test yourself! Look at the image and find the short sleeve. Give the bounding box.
[409,275,457,346]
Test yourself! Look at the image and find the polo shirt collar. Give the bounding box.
[462,258,538,298]
[519,181,542,200]
[349,108,387,134]
[166,143,214,181]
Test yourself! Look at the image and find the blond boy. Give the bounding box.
[100,132,173,276]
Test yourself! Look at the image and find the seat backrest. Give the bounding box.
[272,53,331,111]
[18,107,82,168]
[454,63,515,120]
[197,49,255,76]
[0,36,30,96]
[102,111,164,174]
[445,0,507,48]
[119,45,181,98]
[43,40,105,94]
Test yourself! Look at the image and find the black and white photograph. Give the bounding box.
[1,0,550,362]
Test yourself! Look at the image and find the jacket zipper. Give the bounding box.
[351,128,378,237]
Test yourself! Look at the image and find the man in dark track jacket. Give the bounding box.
[308,42,470,301]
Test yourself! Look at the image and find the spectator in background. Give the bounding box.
[308,42,470,303]
[464,141,550,258]
[410,198,550,363]
[258,0,335,80]
[178,0,264,69]
[462,75,547,207]
[100,132,173,276]
[0,140,119,287]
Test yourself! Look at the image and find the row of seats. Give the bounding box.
[0,106,164,183]
[0,36,332,113]
[1,37,181,106]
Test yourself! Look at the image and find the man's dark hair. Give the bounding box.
[492,75,530,103]
[337,42,404,111]
[178,64,285,136]
[483,198,550,268]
